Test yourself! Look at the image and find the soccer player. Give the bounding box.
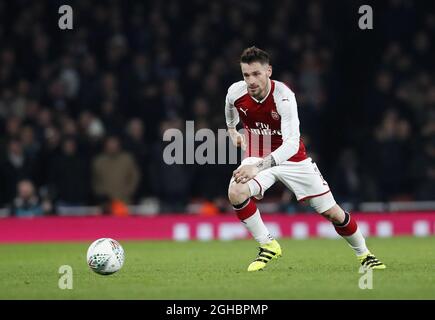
[225,46,386,272]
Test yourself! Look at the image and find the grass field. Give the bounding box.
[0,236,434,299]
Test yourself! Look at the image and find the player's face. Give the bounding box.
[241,62,272,100]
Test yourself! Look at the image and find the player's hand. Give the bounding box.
[233,164,259,184]
[228,128,246,150]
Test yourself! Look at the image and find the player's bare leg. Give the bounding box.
[321,204,369,255]
[228,181,282,272]
[319,202,386,270]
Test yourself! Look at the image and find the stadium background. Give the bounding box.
[0,0,434,241]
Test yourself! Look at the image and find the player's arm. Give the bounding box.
[233,94,300,183]
[255,154,276,171]
[261,93,301,168]
[225,88,246,150]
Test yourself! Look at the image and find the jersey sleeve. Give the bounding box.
[271,93,301,165]
[225,87,240,128]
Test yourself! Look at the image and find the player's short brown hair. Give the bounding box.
[240,46,270,65]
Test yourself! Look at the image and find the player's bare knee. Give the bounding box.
[228,182,250,205]
[320,210,334,222]
[320,204,344,223]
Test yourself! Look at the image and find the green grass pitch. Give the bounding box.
[0,236,434,299]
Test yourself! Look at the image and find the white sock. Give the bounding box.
[342,227,370,256]
[242,210,274,245]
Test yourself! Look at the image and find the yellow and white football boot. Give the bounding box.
[357,252,386,270]
[247,239,282,272]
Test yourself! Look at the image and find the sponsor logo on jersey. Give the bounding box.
[247,128,282,136]
[240,107,248,116]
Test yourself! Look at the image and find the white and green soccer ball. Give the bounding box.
[87,238,125,275]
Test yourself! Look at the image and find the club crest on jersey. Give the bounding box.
[271,110,280,120]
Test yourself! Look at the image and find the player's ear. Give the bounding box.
[267,64,272,77]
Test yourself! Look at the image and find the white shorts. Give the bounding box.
[232,157,336,213]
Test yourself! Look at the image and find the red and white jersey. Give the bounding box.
[225,79,307,163]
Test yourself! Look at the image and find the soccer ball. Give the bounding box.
[86,238,125,275]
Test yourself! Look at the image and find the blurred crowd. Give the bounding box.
[0,0,433,216]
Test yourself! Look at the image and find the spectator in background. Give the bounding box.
[10,179,49,217]
[0,139,35,205]
[78,54,100,112]
[123,118,148,202]
[412,136,435,200]
[1,116,22,145]
[78,110,106,144]
[368,110,413,201]
[34,108,54,142]
[37,126,62,188]
[149,120,193,212]
[100,100,125,136]
[364,70,394,125]
[20,125,40,160]
[331,149,362,204]
[49,138,89,208]
[92,136,140,208]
